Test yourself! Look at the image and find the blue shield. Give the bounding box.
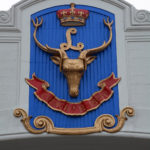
[29,4,119,128]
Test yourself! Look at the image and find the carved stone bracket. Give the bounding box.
[14,107,134,135]
[134,9,150,24]
[0,11,10,24]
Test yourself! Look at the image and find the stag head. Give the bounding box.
[32,17,113,97]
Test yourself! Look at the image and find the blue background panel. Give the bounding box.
[29,4,119,128]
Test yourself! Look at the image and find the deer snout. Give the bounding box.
[62,59,85,97]
[69,87,79,97]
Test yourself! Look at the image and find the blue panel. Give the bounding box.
[29,5,119,128]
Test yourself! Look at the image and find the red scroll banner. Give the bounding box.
[26,73,120,116]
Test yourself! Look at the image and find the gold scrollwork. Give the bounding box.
[14,107,134,135]
[60,28,84,51]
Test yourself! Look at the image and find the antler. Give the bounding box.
[32,17,62,56]
[79,18,113,59]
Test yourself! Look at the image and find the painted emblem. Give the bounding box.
[31,16,113,98]
[14,3,134,134]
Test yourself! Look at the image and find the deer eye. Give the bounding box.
[76,68,83,72]
[63,69,68,72]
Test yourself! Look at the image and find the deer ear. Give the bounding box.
[86,56,96,65]
[50,56,61,65]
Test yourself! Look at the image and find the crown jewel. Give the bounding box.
[57,3,89,26]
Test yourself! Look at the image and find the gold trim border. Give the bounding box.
[14,107,134,135]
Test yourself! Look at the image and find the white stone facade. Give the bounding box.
[0,0,150,149]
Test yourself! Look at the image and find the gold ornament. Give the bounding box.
[32,17,113,97]
[14,107,134,135]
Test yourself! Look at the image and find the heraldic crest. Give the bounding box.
[14,3,134,134]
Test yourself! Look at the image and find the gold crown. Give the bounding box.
[57,3,89,26]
